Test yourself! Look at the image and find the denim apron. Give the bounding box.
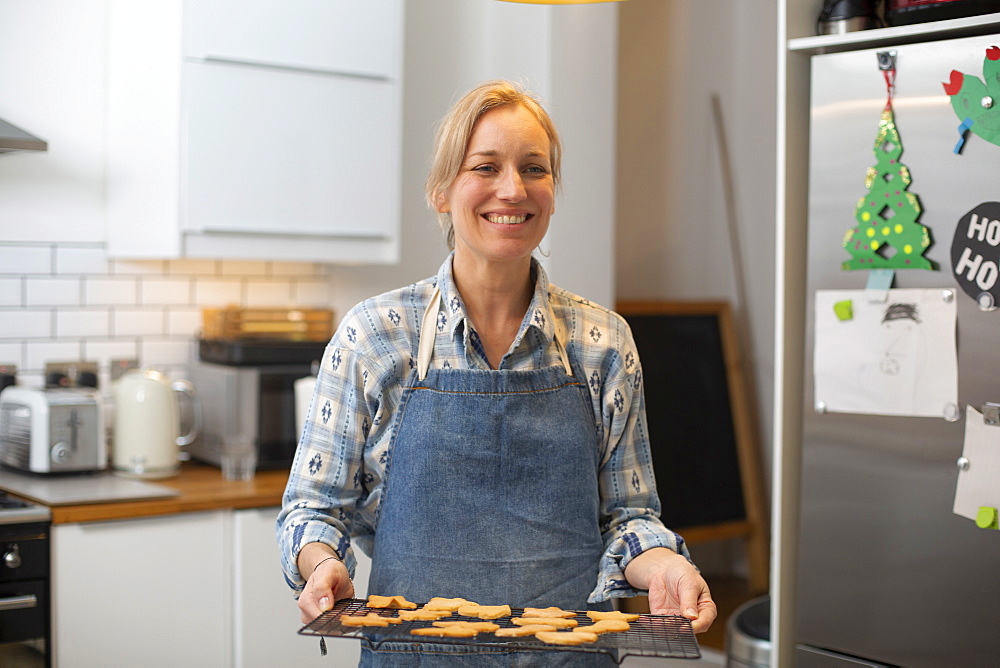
[360,291,616,667]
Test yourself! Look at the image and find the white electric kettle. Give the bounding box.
[112,369,201,479]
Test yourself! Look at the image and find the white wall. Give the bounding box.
[617,0,778,486]
[325,0,617,314]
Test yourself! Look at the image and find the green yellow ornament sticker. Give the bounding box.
[842,109,935,271]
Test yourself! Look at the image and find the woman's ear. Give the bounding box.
[434,189,450,214]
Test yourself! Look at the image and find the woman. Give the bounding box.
[277,80,716,665]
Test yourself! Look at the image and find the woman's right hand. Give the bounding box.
[297,546,356,623]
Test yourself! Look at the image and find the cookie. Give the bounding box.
[577,619,630,634]
[367,594,418,609]
[494,624,557,637]
[340,614,400,627]
[433,620,500,632]
[424,597,473,612]
[522,606,576,618]
[535,630,598,645]
[397,608,452,621]
[586,610,640,622]
[513,616,578,629]
[457,604,511,619]
[411,626,479,638]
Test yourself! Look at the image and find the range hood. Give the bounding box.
[0,117,47,153]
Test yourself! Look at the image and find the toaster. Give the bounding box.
[0,387,107,474]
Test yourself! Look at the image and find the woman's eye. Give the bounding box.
[472,164,496,173]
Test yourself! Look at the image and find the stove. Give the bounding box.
[0,491,50,525]
[0,490,51,667]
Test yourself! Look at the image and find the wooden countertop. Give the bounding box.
[47,461,289,525]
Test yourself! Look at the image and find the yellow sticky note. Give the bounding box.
[833,300,853,321]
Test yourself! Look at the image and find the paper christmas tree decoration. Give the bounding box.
[842,102,934,270]
[943,45,1000,153]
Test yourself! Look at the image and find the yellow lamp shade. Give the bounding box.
[498,0,625,4]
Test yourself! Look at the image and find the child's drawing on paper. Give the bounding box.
[814,289,958,419]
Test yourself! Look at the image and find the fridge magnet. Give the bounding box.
[843,57,935,272]
[953,404,1000,528]
[950,201,1000,311]
[943,46,1000,154]
[813,288,958,419]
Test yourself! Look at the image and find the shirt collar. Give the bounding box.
[434,252,557,346]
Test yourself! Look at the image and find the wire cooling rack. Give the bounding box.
[299,598,701,663]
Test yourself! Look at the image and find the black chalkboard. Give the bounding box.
[622,309,744,528]
[618,302,769,593]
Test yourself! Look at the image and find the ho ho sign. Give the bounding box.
[951,202,1000,311]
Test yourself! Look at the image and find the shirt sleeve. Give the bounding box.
[589,322,693,604]
[275,312,379,593]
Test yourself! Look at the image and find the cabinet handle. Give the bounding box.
[0,594,37,611]
[196,56,391,83]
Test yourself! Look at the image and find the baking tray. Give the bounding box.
[299,598,701,663]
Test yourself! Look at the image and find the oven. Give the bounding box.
[0,492,51,667]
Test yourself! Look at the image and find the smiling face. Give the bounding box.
[435,104,555,269]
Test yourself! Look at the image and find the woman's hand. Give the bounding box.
[297,544,355,624]
[623,547,717,633]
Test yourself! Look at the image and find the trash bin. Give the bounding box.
[726,595,770,668]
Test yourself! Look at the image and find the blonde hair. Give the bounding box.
[425,80,562,250]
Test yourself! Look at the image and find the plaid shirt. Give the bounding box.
[277,254,690,603]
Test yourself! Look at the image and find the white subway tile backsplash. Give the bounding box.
[293,280,333,307]
[0,240,334,380]
[0,343,23,369]
[26,341,84,371]
[84,277,139,306]
[246,281,293,307]
[166,258,218,276]
[113,309,165,337]
[83,339,139,371]
[166,308,201,337]
[25,278,81,307]
[140,338,192,368]
[56,245,109,275]
[0,278,22,307]
[141,278,192,306]
[194,279,243,306]
[56,309,111,338]
[0,310,52,339]
[219,260,268,277]
[0,245,52,275]
[110,259,167,276]
[271,261,323,278]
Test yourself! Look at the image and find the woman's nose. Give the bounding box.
[496,170,526,202]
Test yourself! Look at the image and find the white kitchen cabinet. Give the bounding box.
[233,507,372,668]
[183,0,398,77]
[107,0,403,263]
[51,511,229,667]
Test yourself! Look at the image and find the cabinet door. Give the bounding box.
[183,61,400,242]
[183,0,402,79]
[233,507,372,668]
[52,512,228,667]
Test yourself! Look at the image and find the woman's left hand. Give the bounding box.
[623,547,717,633]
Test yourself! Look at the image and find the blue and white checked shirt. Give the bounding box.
[277,254,691,603]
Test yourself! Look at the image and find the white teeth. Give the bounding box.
[487,214,527,225]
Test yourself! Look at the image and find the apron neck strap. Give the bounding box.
[417,287,574,380]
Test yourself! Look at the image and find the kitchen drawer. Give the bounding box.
[183,60,400,240]
[183,0,402,79]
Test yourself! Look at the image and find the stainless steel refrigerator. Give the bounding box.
[798,33,1000,666]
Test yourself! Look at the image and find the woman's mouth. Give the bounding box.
[484,214,529,225]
